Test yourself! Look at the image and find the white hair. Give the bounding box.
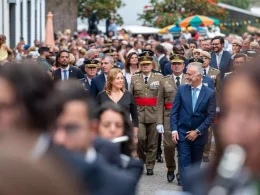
[187,62,204,76]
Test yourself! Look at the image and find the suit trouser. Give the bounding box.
[137,122,158,169]
[163,130,177,171]
[177,139,205,186]
[203,126,213,157]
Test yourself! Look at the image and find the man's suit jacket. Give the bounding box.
[159,55,170,76]
[52,66,85,81]
[90,72,128,97]
[170,84,216,145]
[202,75,215,91]
[210,51,232,79]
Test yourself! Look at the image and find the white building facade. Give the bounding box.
[0,0,46,48]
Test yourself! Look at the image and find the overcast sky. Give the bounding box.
[118,0,150,25]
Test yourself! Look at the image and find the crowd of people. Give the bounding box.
[0,27,260,195]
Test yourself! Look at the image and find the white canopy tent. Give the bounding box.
[77,19,160,34]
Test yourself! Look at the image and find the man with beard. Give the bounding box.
[52,50,84,81]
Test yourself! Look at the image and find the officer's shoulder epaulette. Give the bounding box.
[211,67,219,71]
[162,75,171,79]
[224,72,233,76]
[152,70,163,76]
[133,71,141,76]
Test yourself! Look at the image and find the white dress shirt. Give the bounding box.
[204,66,210,75]
[143,73,151,83]
[172,73,183,84]
[61,65,70,80]
[215,49,224,68]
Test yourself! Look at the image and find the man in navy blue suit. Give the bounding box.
[155,44,170,76]
[52,50,85,81]
[90,55,128,97]
[210,36,232,79]
[170,63,216,187]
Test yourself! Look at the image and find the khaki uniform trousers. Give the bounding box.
[163,129,177,171]
[137,122,158,169]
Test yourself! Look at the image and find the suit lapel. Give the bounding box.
[194,85,207,112]
[185,85,193,112]
[56,68,62,80]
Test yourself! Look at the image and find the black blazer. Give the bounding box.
[52,66,85,81]
[159,55,170,76]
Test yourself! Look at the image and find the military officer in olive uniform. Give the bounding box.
[130,50,163,176]
[200,51,221,162]
[156,54,186,183]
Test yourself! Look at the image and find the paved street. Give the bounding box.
[137,154,182,195]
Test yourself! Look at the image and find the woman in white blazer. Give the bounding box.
[122,52,139,89]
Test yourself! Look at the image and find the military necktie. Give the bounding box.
[192,88,198,112]
[63,70,68,80]
[144,76,148,84]
[204,69,207,76]
[176,76,180,88]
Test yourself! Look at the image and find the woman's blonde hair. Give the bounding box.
[104,68,126,95]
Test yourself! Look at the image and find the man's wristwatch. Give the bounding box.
[195,129,201,136]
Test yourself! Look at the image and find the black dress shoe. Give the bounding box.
[157,155,164,163]
[167,171,175,182]
[147,169,154,176]
[176,173,181,186]
[203,156,210,162]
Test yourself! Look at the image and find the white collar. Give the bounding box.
[87,77,92,83]
[142,72,151,79]
[173,73,183,80]
[216,49,224,56]
[60,65,70,71]
[204,66,210,74]
[158,54,165,61]
[31,133,51,160]
[85,147,97,164]
[192,82,203,91]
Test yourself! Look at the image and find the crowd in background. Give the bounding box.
[0,26,260,195]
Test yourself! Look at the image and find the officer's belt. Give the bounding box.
[135,98,157,106]
[164,103,172,109]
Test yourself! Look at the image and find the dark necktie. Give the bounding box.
[176,76,180,88]
[144,76,148,84]
[204,69,207,76]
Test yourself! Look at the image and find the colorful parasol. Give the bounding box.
[177,15,219,27]
[158,24,176,34]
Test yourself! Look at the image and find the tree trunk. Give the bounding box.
[45,0,78,33]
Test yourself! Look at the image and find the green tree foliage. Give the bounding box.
[219,0,251,9]
[78,0,125,25]
[138,0,227,28]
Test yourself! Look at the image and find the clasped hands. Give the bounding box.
[172,130,198,144]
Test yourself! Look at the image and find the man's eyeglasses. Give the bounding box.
[212,43,221,46]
